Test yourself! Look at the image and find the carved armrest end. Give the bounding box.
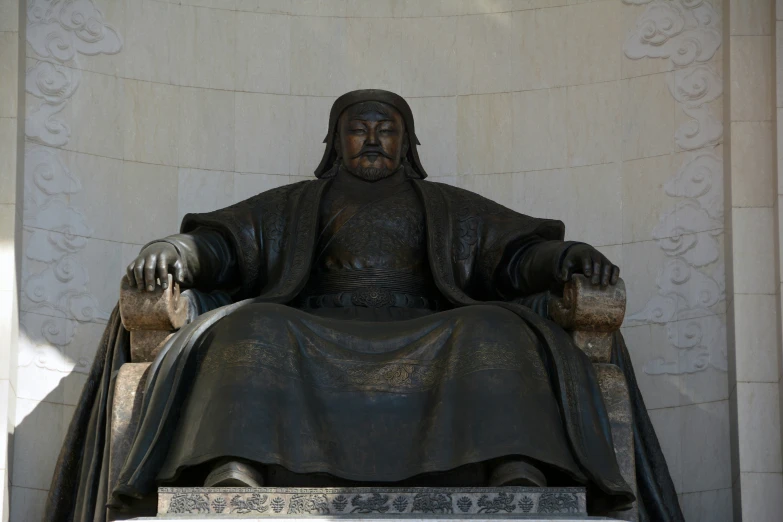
[548,275,626,363]
[120,274,189,331]
[120,274,189,362]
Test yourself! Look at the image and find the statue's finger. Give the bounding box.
[126,261,137,286]
[174,260,185,285]
[601,263,612,287]
[144,255,157,291]
[133,258,146,290]
[559,262,568,282]
[582,256,592,276]
[560,259,576,282]
[157,256,169,289]
[591,260,601,285]
[611,266,620,285]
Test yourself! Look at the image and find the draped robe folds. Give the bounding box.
[45,177,684,522]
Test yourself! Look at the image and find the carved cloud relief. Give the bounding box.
[622,0,726,374]
[22,0,121,374]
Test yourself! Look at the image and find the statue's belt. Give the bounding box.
[296,270,443,309]
[299,288,441,310]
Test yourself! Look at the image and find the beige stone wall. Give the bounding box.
[12,0,733,520]
[619,2,730,518]
[0,0,21,520]
[721,0,783,521]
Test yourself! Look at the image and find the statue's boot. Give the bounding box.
[488,458,547,487]
[204,459,265,487]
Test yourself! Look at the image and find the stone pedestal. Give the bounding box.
[139,515,617,522]
[156,487,595,519]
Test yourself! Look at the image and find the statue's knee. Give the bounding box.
[227,303,289,321]
[229,303,297,334]
[457,306,519,334]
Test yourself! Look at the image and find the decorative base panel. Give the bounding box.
[145,515,622,522]
[157,487,588,518]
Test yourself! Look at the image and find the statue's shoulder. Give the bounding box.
[185,180,318,227]
[202,180,316,219]
[421,180,515,217]
[234,179,313,209]
[426,181,483,200]
[182,180,322,234]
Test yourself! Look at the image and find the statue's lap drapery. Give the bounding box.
[121,303,582,486]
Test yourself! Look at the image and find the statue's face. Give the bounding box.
[336,101,408,181]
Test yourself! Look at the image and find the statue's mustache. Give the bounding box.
[352,148,393,159]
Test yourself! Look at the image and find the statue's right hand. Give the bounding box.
[126,242,185,292]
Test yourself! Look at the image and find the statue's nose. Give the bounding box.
[366,128,379,145]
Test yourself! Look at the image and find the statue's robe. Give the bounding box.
[108,171,631,508]
[45,171,684,522]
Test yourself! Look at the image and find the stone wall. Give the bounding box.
[10,1,733,520]
[724,0,783,519]
[0,0,22,519]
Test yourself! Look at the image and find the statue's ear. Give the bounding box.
[402,132,410,156]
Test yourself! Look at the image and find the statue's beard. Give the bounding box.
[348,165,397,182]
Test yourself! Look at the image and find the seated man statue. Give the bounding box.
[46,90,683,522]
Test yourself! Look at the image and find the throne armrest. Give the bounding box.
[119,274,191,362]
[548,274,626,363]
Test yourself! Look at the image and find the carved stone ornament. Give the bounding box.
[549,275,626,363]
[21,0,122,375]
[120,274,189,332]
[622,0,726,375]
[549,275,626,333]
[158,487,586,517]
[25,0,122,146]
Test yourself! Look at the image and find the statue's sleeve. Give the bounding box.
[462,193,569,300]
[495,238,585,297]
[179,193,268,299]
[144,226,239,292]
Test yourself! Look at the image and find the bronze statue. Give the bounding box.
[46,90,684,522]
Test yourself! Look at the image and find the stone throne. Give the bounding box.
[109,274,638,520]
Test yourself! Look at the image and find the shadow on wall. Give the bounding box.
[11,335,99,521]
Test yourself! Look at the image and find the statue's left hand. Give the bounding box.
[558,244,619,287]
